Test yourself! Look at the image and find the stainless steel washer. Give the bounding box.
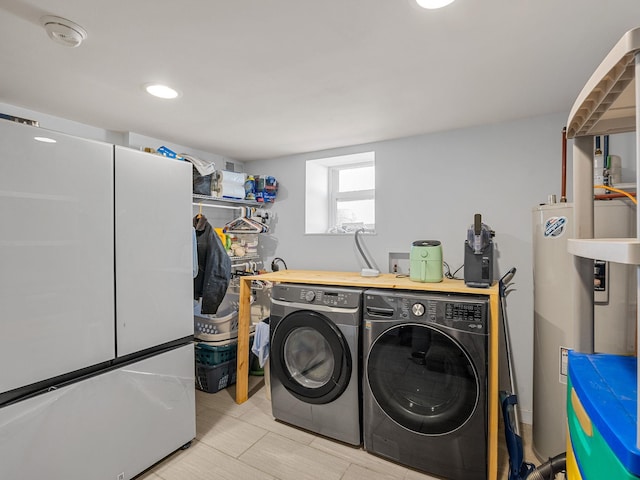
[362,289,490,480]
[269,283,363,445]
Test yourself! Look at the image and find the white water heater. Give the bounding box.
[532,199,636,460]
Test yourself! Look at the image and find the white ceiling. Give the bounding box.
[1,1,639,161]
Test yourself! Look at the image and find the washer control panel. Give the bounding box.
[364,290,488,334]
[444,302,484,323]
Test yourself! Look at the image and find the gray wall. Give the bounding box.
[248,112,636,423]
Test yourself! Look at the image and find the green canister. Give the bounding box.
[409,240,443,283]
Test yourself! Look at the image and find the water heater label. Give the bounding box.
[559,346,570,385]
[544,216,567,238]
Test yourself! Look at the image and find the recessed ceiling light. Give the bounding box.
[34,136,57,143]
[144,84,180,99]
[416,0,455,9]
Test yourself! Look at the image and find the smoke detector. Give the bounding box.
[40,16,87,48]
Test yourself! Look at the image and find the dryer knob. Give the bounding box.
[412,303,425,317]
[305,291,316,302]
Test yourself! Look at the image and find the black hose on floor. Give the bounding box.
[525,453,566,480]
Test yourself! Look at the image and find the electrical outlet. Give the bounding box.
[388,252,410,274]
[117,473,125,480]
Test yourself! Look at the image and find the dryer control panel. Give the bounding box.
[272,283,363,308]
[364,290,489,334]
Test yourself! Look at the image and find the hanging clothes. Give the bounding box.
[193,214,231,314]
[192,227,198,279]
[251,321,270,368]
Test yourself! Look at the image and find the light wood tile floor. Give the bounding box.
[134,377,544,480]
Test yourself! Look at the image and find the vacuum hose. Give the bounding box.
[525,453,566,480]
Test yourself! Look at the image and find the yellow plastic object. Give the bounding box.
[571,387,593,438]
[567,431,584,480]
[214,228,227,248]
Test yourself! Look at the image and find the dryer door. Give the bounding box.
[271,310,351,404]
[366,324,479,435]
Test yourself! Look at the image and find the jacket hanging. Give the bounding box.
[193,214,231,314]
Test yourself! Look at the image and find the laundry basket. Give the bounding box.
[194,310,238,337]
[194,294,240,340]
[195,342,237,366]
[195,360,237,393]
[194,335,254,393]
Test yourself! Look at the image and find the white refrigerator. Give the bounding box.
[0,119,195,480]
[532,200,636,460]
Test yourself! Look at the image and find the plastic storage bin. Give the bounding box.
[567,352,640,479]
[195,334,254,365]
[566,433,584,480]
[194,309,238,336]
[194,294,239,340]
[195,360,237,393]
[194,313,238,336]
[194,335,254,393]
[195,342,237,366]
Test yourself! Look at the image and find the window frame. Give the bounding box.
[328,161,375,232]
[304,151,376,235]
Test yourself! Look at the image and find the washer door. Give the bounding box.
[367,324,478,435]
[271,310,351,404]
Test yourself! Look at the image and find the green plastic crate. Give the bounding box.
[195,336,254,366]
[195,342,237,366]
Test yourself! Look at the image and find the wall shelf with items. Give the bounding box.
[230,253,261,262]
[192,194,269,274]
[193,193,263,207]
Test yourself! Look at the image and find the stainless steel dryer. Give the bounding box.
[362,289,489,480]
[269,283,363,445]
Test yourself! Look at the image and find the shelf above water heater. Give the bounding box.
[567,238,640,264]
[566,27,640,139]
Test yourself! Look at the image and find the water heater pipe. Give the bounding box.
[594,192,637,201]
[561,127,567,202]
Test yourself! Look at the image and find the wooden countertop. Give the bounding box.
[235,270,500,480]
[253,270,499,295]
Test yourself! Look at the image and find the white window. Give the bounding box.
[305,152,375,234]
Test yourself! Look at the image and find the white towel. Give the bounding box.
[251,321,270,368]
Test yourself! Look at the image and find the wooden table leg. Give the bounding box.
[236,277,252,403]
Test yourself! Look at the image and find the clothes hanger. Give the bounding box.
[244,208,269,233]
[223,217,263,234]
[223,208,269,234]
